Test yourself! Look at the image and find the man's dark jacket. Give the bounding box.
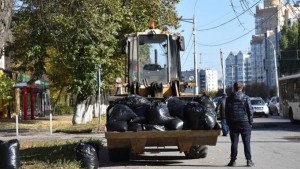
[225,91,253,125]
[216,97,226,119]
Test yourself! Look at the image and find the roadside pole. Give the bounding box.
[16,115,18,136]
[193,15,198,95]
[50,113,52,135]
[97,67,102,126]
[220,49,226,93]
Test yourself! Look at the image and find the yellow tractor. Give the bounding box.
[105,23,220,162]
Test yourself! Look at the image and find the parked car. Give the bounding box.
[250,97,269,117]
[268,96,279,116]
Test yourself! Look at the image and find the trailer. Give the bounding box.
[105,124,220,161]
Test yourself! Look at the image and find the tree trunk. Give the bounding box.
[0,0,13,55]
[73,91,109,124]
[73,94,96,124]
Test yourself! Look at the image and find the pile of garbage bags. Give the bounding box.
[106,95,217,132]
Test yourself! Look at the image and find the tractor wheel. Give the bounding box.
[184,145,208,159]
[108,148,130,162]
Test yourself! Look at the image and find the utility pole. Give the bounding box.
[181,15,198,95]
[265,37,279,98]
[220,49,225,94]
[193,15,198,95]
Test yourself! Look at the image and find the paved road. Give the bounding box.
[1,115,300,169]
[99,116,300,169]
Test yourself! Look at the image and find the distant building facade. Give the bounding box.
[182,69,218,92]
[200,69,218,92]
[225,51,252,88]
[251,0,300,88]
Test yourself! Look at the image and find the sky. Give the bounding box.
[175,0,260,78]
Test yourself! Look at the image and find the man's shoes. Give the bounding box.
[247,160,254,167]
[227,160,236,167]
[222,134,228,136]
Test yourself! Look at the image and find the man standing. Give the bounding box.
[216,93,228,136]
[225,82,254,167]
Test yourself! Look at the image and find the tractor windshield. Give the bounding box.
[138,34,168,84]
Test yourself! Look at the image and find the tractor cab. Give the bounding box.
[120,23,192,97]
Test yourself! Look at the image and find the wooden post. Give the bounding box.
[15,88,20,118]
[50,113,52,135]
[16,115,18,136]
[30,88,34,119]
[23,87,27,120]
[40,92,43,116]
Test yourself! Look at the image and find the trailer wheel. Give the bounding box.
[184,145,208,159]
[108,148,130,162]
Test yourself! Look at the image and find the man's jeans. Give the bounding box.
[220,119,229,135]
[229,123,252,161]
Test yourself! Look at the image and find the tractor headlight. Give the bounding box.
[189,75,195,81]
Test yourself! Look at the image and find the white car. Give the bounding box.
[268,96,279,116]
[250,97,269,117]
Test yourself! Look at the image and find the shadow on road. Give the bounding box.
[99,147,233,168]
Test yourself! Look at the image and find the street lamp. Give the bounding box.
[231,64,238,92]
[265,37,279,98]
[227,56,238,92]
[181,15,198,95]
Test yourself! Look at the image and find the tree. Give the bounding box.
[0,70,17,100]
[9,0,180,123]
[0,0,13,55]
[279,23,300,75]
[245,83,269,100]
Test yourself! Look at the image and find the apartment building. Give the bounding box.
[225,51,252,88]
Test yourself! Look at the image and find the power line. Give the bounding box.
[230,0,247,30]
[197,2,285,47]
[197,0,262,32]
[198,10,233,28]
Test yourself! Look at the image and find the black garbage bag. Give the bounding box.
[147,101,174,125]
[198,112,217,130]
[75,142,99,169]
[165,97,188,119]
[165,117,184,130]
[184,101,207,130]
[194,95,216,117]
[128,122,144,131]
[145,124,166,131]
[115,94,151,109]
[0,139,21,169]
[183,120,192,130]
[108,104,137,122]
[106,121,128,132]
[130,106,147,123]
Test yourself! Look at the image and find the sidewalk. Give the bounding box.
[0,131,105,141]
[0,114,105,140]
